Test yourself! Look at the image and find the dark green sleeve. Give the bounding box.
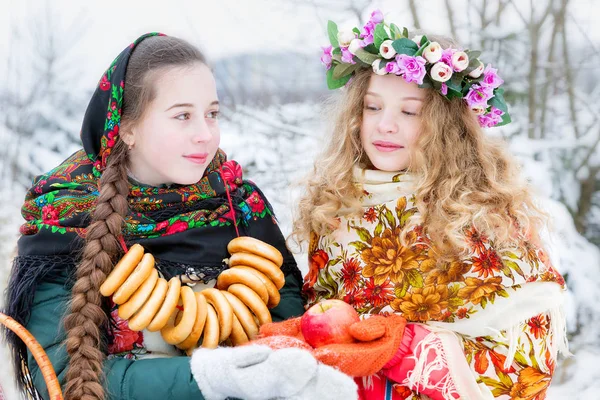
[26,274,204,400]
[269,267,305,322]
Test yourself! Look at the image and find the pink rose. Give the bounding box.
[341,47,356,64]
[481,64,504,88]
[385,61,401,74]
[369,9,384,24]
[478,107,504,128]
[320,45,333,70]
[465,84,494,108]
[440,83,448,96]
[395,54,427,85]
[440,48,455,67]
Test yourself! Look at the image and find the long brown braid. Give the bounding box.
[63,139,129,399]
[62,36,206,400]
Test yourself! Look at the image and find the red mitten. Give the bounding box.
[248,317,313,351]
[258,317,304,340]
[312,314,407,377]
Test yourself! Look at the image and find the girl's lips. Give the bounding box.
[183,153,209,164]
[373,141,404,152]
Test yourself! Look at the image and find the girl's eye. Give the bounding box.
[403,111,418,116]
[206,110,220,119]
[175,113,191,121]
[365,105,380,111]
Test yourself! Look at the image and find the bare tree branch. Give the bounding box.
[574,165,600,233]
[559,0,580,139]
[540,0,564,138]
[522,0,555,138]
[508,0,529,25]
[495,0,511,25]
[444,0,458,39]
[408,0,421,29]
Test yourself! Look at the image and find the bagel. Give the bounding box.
[231,266,280,308]
[201,288,233,343]
[228,252,285,290]
[127,277,168,331]
[216,268,269,305]
[202,303,220,349]
[175,292,208,350]
[229,313,249,346]
[100,244,145,297]
[117,268,158,320]
[147,277,181,332]
[112,253,155,305]
[227,236,283,267]
[221,290,259,340]
[227,284,272,325]
[161,285,197,345]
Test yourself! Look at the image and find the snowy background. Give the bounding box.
[1,0,599,398]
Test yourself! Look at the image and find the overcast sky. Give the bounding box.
[1,0,599,93]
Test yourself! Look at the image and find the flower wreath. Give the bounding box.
[321,10,511,128]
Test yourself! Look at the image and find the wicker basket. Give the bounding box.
[0,312,63,400]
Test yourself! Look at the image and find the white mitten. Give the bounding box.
[190,345,318,400]
[281,363,359,400]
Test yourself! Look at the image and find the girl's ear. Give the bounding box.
[120,122,136,148]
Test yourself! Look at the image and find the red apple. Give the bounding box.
[301,299,360,348]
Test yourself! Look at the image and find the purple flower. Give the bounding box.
[385,61,401,74]
[481,64,504,89]
[369,9,384,24]
[478,107,504,128]
[395,54,427,85]
[341,47,356,64]
[361,21,375,37]
[362,35,374,46]
[440,48,455,67]
[465,84,495,108]
[361,21,376,45]
[491,106,504,116]
[441,83,448,96]
[321,45,333,70]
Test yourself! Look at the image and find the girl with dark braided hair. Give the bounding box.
[3,33,358,400]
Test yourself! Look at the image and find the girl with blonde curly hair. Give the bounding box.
[260,10,569,400]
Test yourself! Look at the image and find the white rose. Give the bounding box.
[451,51,469,72]
[412,35,424,46]
[468,60,484,78]
[471,105,486,115]
[379,40,396,59]
[348,39,363,55]
[337,30,356,47]
[422,42,442,63]
[372,59,387,75]
[430,62,453,82]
